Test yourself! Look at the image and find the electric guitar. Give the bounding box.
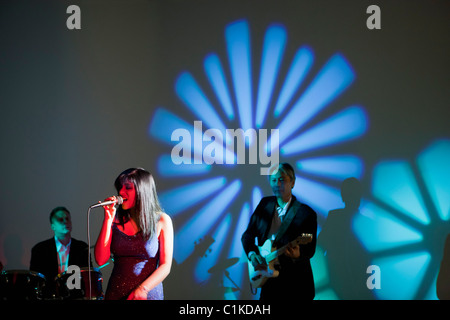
[248,233,313,289]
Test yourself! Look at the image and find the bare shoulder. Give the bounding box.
[158,212,173,228]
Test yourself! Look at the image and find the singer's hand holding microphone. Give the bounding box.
[90,196,124,220]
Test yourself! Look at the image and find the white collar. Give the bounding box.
[277,197,292,217]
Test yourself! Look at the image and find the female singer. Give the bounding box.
[95,168,173,300]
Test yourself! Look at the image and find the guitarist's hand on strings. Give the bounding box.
[285,244,301,259]
[250,253,267,271]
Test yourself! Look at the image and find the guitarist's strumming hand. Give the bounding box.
[285,243,301,259]
[250,253,267,271]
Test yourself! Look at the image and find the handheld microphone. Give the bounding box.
[89,196,124,209]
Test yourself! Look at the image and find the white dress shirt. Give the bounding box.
[55,236,71,274]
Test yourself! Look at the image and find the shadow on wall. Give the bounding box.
[437,234,450,300]
[318,177,375,300]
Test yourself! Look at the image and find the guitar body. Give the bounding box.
[248,239,280,288]
[247,233,312,289]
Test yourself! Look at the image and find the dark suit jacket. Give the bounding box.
[242,196,317,300]
[30,237,90,297]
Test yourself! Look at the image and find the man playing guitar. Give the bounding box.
[241,163,317,300]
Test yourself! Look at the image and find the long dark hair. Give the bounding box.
[114,168,162,240]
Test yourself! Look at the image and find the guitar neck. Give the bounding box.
[264,234,312,263]
[265,244,288,263]
[265,240,297,263]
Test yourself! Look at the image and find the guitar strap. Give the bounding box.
[274,200,308,245]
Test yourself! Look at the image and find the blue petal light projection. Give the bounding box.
[354,139,450,300]
[149,19,368,299]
